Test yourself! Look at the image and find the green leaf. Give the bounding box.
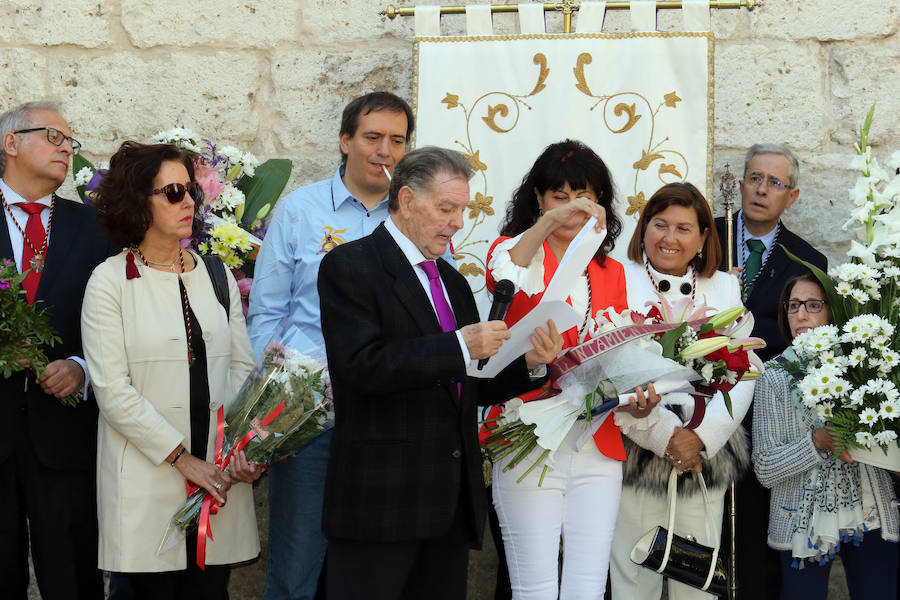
[72,154,97,203]
[722,390,733,419]
[237,159,293,227]
[779,243,848,327]
[659,322,687,358]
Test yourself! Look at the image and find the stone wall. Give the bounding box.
[5,1,896,596]
[2,0,897,263]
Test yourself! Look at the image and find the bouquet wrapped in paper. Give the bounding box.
[483,295,764,485]
[158,329,332,564]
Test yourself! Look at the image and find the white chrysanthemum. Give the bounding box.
[855,431,875,448]
[212,185,246,212]
[700,362,715,382]
[835,281,855,297]
[818,351,848,372]
[847,346,868,367]
[878,399,900,420]
[850,289,870,304]
[846,387,866,407]
[150,127,201,153]
[241,152,259,176]
[874,430,899,447]
[798,377,824,408]
[883,266,900,278]
[859,407,879,427]
[880,349,899,369]
[816,402,835,421]
[74,166,94,187]
[218,145,243,165]
[869,335,890,350]
[882,381,899,402]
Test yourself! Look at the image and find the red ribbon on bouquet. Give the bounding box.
[185,400,287,569]
[532,318,709,402]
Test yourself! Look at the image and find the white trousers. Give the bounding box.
[492,431,623,600]
[609,483,726,600]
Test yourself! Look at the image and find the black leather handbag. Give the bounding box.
[630,468,727,597]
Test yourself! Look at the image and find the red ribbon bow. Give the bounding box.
[186,402,285,569]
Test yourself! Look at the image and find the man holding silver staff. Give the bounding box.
[714,143,827,599]
[247,91,414,600]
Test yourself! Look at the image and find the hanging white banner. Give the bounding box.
[413,33,714,314]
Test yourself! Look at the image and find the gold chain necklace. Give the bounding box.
[0,188,55,273]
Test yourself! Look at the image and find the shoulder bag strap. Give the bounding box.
[696,472,720,592]
[657,468,680,573]
[201,254,230,318]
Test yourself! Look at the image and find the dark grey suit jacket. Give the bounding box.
[318,223,537,545]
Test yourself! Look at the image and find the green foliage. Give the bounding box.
[71,154,97,204]
[0,261,61,379]
[237,158,293,228]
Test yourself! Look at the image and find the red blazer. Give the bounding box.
[482,236,629,460]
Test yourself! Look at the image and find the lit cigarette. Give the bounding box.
[381,165,392,181]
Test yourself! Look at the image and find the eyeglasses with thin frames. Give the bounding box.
[13,127,82,154]
[744,172,794,192]
[785,299,827,314]
[152,182,204,204]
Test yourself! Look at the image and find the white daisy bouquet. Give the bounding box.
[72,128,292,273]
[782,105,900,459]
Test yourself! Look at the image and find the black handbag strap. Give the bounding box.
[201,254,230,318]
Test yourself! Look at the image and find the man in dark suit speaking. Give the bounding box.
[318,146,562,600]
[0,101,117,599]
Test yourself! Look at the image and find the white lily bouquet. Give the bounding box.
[780,105,900,468]
[482,298,764,485]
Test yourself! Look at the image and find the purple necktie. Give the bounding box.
[419,260,462,399]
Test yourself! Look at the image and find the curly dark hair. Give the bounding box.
[626,182,722,278]
[93,141,197,247]
[499,139,620,265]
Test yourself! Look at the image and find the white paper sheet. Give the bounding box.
[468,219,606,378]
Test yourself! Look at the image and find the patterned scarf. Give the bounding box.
[783,348,867,568]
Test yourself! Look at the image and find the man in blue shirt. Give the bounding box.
[247,92,414,600]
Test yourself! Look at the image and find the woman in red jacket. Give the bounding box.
[483,140,657,599]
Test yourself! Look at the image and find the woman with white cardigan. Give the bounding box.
[82,142,261,598]
[609,182,755,600]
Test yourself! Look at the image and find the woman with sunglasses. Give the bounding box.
[752,273,898,599]
[81,142,262,597]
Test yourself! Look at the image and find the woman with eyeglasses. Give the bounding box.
[81,142,262,597]
[752,273,898,599]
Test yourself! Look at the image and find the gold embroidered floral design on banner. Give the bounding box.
[573,53,689,217]
[439,53,549,289]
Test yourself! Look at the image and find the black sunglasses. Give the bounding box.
[152,182,204,204]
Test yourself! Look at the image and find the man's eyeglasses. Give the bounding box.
[13,127,82,154]
[744,172,794,191]
[784,299,827,314]
[152,182,204,204]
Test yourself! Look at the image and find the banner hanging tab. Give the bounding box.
[465,4,493,36]
[682,0,711,31]
[518,3,546,34]
[577,2,608,33]
[414,5,440,37]
[630,0,658,32]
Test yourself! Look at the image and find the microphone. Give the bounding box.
[478,279,516,370]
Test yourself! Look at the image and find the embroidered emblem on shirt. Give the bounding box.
[317,226,346,254]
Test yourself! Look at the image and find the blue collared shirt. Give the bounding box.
[246,168,391,360]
